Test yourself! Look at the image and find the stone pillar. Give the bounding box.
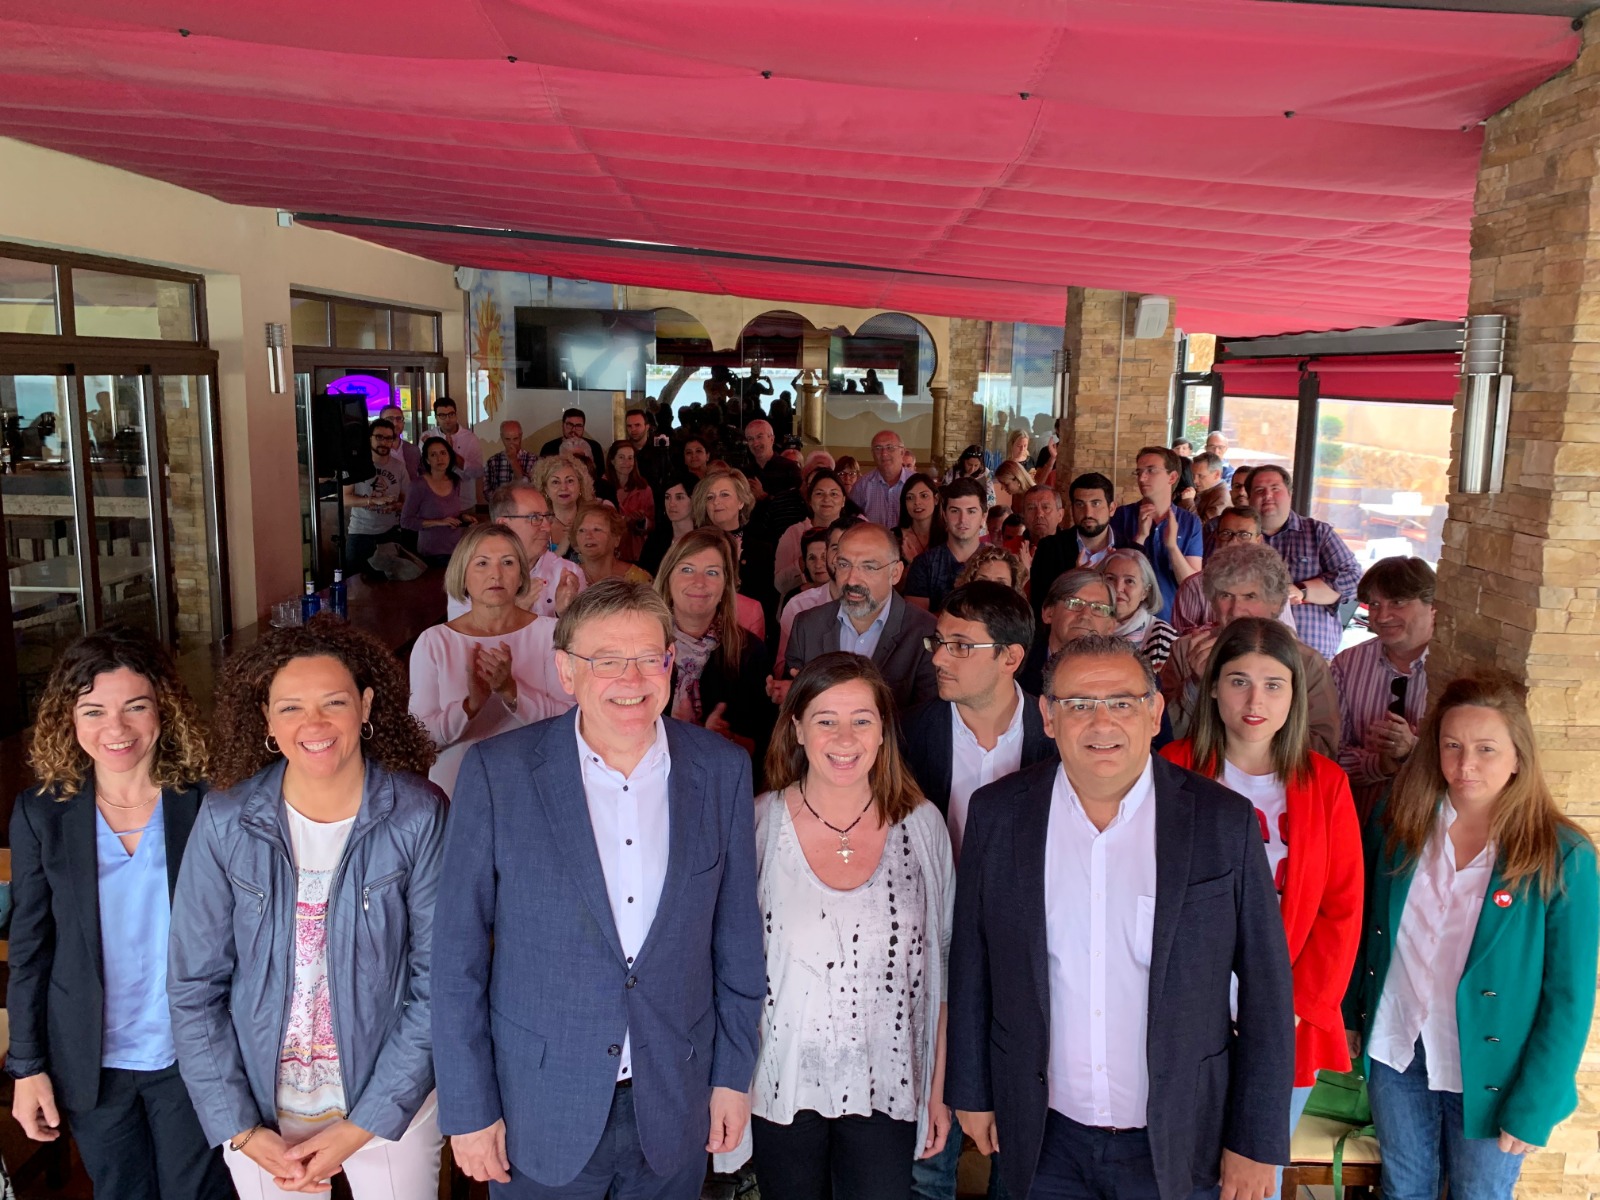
[1057,287,1176,503]
[1431,26,1600,1199]
[937,317,987,473]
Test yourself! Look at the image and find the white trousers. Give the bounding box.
[224,1093,442,1200]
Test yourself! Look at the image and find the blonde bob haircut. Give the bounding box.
[691,468,755,529]
[764,651,925,829]
[654,527,747,673]
[444,522,532,605]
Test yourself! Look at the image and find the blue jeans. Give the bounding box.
[1267,1085,1314,1200]
[910,1122,1010,1200]
[1367,1039,1525,1200]
[1027,1111,1216,1200]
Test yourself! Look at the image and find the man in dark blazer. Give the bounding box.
[775,521,937,712]
[900,581,1058,1200]
[898,580,1057,861]
[433,580,765,1198]
[948,634,1294,1200]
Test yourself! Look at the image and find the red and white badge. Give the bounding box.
[1493,890,1513,908]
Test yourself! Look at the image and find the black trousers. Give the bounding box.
[1028,1109,1220,1200]
[752,1109,917,1200]
[67,1064,231,1200]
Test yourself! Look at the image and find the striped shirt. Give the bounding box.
[1330,637,1429,817]
[1262,511,1362,660]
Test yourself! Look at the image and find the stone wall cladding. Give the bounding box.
[1436,25,1600,1198]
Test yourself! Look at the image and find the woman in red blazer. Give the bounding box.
[1161,616,1364,1200]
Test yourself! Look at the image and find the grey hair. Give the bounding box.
[553,578,674,652]
[1045,567,1113,609]
[1101,548,1162,616]
[1043,633,1159,700]
[1201,542,1291,610]
[488,482,545,522]
[1021,483,1061,508]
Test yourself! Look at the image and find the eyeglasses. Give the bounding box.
[503,512,553,525]
[1045,692,1155,719]
[922,635,1005,659]
[563,651,674,678]
[1214,528,1258,543]
[1056,596,1115,619]
[834,558,892,576]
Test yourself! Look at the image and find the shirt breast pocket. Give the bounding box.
[1134,895,1156,968]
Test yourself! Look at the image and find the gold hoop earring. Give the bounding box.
[264,734,280,755]
[361,721,374,741]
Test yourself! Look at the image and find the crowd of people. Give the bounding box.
[6,397,1596,1200]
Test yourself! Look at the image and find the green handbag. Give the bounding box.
[1302,1070,1377,1199]
[1303,1069,1370,1126]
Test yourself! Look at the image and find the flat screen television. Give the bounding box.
[514,308,656,391]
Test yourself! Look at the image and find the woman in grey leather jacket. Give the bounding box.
[168,615,446,1198]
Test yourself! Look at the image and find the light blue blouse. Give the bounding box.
[96,799,177,1071]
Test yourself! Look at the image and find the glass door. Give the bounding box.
[80,372,161,640]
[2,373,84,721]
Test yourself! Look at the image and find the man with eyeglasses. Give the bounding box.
[1158,542,1340,755]
[539,406,606,468]
[776,522,937,711]
[1027,472,1118,624]
[379,403,421,480]
[898,582,1058,1200]
[1170,507,1295,634]
[434,580,765,1197]
[774,515,859,664]
[905,478,989,613]
[1107,447,1203,624]
[948,633,1294,1200]
[1019,569,1118,697]
[447,484,586,621]
[342,417,410,576]
[848,429,913,526]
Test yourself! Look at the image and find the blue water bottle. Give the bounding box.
[300,578,321,623]
[330,568,348,619]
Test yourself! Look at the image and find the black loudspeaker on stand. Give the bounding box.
[309,393,377,586]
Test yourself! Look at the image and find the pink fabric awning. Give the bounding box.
[1219,352,1462,402]
[0,1,1577,333]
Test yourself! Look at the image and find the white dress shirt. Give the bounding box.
[946,685,1026,867]
[837,599,892,659]
[1045,758,1159,1128]
[1368,799,1494,1093]
[577,717,672,1081]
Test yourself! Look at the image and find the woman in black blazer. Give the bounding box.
[7,626,230,1199]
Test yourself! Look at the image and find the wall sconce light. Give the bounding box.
[1052,348,1071,418]
[1458,314,1511,494]
[266,322,287,395]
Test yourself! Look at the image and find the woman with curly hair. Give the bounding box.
[954,542,1029,596]
[169,615,446,1198]
[8,626,231,1200]
[532,452,595,562]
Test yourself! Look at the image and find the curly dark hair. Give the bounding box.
[208,613,436,789]
[29,625,208,799]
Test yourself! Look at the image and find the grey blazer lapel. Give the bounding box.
[821,602,844,654]
[871,592,907,669]
[1147,758,1197,1017]
[535,711,627,966]
[636,722,707,966]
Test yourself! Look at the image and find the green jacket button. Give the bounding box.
[1481,990,1497,998]
[1486,1085,1501,1092]
[1485,1036,1500,1043]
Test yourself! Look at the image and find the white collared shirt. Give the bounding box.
[837,598,892,659]
[1045,758,1159,1128]
[947,685,1027,867]
[1368,798,1494,1093]
[576,716,673,1081]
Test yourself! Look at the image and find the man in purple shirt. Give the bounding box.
[848,429,912,526]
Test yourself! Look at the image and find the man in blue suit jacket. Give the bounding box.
[948,634,1293,1200]
[433,580,765,1197]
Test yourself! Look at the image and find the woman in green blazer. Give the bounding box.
[1344,674,1598,1200]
